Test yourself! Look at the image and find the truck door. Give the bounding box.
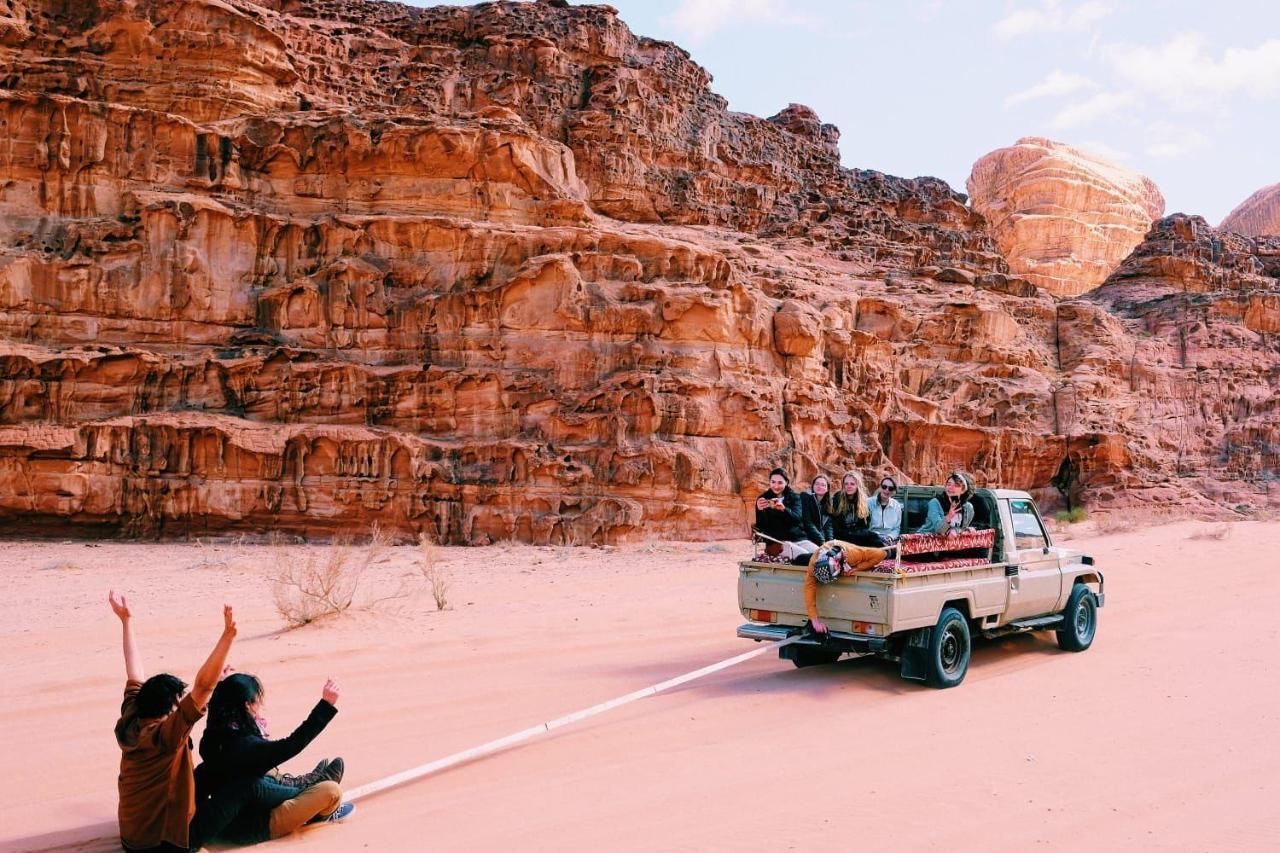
[1002,498,1062,620]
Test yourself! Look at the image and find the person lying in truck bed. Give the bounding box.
[801,540,891,635]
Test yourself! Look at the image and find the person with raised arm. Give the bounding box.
[192,673,352,846]
[110,592,236,852]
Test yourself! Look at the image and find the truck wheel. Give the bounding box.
[1056,584,1097,652]
[926,607,970,688]
[790,646,843,668]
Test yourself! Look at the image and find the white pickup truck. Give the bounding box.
[737,488,1104,688]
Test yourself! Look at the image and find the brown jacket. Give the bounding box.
[803,540,889,622]
[115,680,204,850]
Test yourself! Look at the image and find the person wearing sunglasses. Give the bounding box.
[869,476,904,543]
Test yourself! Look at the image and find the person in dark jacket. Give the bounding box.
[754,467,817,560]
[799,475,834,545]
[191,673,351,847]
[830,471,887,548]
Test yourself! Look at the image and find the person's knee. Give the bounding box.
[314,780,342,811]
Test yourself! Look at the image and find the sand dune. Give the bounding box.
[3,521,1278,852]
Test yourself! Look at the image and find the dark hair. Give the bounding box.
[945,470,974,505]
[207,673,265,736]
[768,467,789,483]
[135,674,187,718]
[880,475,898,490]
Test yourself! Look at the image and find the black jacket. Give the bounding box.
[754,488,805,542]
[799,491,833,545]
[831,504,870,542]
[191,699,338,846]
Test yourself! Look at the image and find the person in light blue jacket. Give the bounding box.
[920,470,974,535]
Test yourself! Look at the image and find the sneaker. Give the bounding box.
[279,757,344,788]
[309,802,355,825]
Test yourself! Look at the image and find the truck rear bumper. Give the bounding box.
[737,623,889,654]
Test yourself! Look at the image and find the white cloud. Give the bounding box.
[993,1,1112,40]
[660,0,808,43]
[1050,90,1136,129]
[1142,124,1210,159]
[1105,33,1280,108]
[1076,139,1131,163]
[1005,69,1098,107]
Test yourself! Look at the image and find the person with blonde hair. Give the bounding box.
[830,471,883,547]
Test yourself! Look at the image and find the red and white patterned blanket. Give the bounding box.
[897,528,995,557]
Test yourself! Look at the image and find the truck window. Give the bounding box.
[1009,499,1048,551]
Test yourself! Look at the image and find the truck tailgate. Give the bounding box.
[738,561,893,630]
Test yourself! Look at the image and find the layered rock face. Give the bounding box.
[1221,183,1280,237]
[968,137,1165,298]
[1055,214,1280,511]
[0,1,1273,542]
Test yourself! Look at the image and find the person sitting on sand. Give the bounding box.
[754,467,817,560]
[800,474,834,545]
[802,540,893,634]
[869,475,904,543]
[191,673,352,847]
[110,591,236,853]
[920,470,975,536]
[830,471,887,548]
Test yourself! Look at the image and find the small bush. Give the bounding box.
[417,532,450,611]
[1187,524,1232,541]
[1053,507,1088,525]
[270,526,391,627]
[1092,513,1135,535]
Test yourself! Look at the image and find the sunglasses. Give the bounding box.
[880,483,896,491]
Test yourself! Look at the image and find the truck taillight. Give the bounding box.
[748,609,775,623]
[851,621,880,635]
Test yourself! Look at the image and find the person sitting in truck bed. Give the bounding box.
[830,471,888,548]
[754,468,817,560]
[799,475,834,545]
[869,475,904,543]
[920,470,975,536]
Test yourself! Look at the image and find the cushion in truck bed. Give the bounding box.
[871,556,993,575]
[898,528,995,557]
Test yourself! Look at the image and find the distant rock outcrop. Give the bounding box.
[1221,183,1280,237]
[968,137,1165,298]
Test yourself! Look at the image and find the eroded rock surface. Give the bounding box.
[1221,183,1280,237]
[968,137,1165,298]
[0,1,1274,541]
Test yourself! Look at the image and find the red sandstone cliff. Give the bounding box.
[0,0,1274,541]
[1221,183,1280,237]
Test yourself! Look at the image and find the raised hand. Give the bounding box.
[222,605,236,637]
[108,591,131,621]
[322,678,341,706]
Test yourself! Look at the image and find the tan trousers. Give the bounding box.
[267,780,342,838]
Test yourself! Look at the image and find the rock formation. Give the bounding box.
[1221,183,1280,237]
[1055,214,1280,512]
[0,1,1274,542]
[967,137,1165,298]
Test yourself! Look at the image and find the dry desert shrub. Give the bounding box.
[1187,524,1232,541]
[1090,513,1136,536]
[416,532,450,611]
[270,526,394,627]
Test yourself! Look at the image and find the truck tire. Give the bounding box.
[925,607,971,688]
[1056,584,1097,652]
[790,645,843,668]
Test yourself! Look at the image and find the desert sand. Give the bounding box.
[3,520,1278,853]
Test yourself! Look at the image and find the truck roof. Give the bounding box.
[986,488,1033,499]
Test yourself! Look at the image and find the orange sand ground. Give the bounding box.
[3,520,1278,852]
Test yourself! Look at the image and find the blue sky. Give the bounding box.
[409,1,1280,223]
